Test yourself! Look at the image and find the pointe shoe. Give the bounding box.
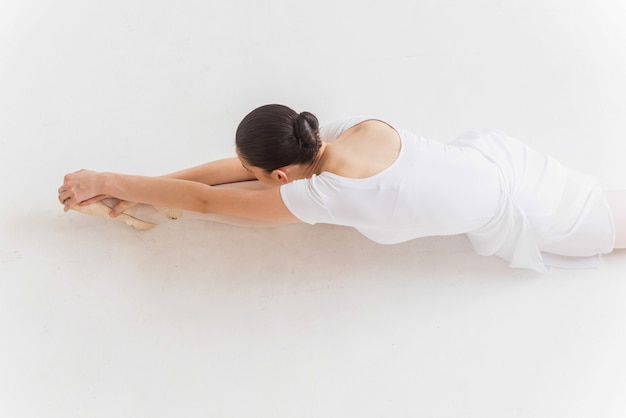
[71,201,156,231]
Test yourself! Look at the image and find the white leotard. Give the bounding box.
[280,117,615,272]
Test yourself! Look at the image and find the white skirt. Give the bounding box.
[454,131,615,273]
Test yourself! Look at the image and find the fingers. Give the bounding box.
[58,169,97,211]
[58,194,84,212]
[58,182,79,211]
[58,172,78,210]
[58,190,73,211]
[79,195,109,206]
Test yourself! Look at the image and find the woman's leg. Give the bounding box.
[605,190,626,248]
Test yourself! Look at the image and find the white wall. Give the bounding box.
[1,1,626,417]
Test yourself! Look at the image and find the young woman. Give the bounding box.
[58,104,625,273]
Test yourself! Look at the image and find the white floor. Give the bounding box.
[2,1,626,417]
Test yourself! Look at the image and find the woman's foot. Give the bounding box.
[71,199,156,231]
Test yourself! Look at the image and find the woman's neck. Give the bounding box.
[302,142,329,178]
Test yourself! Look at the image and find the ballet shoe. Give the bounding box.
[71,201,156,231]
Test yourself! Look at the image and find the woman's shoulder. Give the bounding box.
[322,119,402,180]
[320,116,401,140]
[319,116,371,143]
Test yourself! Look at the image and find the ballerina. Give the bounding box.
[59,104,625,272]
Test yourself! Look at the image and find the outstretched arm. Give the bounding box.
[58,170,300,224]
[162,157,256,185]
[85,157,258,215]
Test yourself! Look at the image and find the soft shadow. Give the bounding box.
[10,207,536,294]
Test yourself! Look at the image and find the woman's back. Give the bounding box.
[280,118,502,243]
[321,120,401,179]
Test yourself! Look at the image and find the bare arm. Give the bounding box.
[162,157,257,185]
[59,170,300,223]
[93,157,257,215]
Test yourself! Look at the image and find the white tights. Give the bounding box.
[605,190,626,249]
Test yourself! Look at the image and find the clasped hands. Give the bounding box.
[58,169,135,217]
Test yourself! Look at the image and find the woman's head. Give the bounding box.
[235,104,321,172]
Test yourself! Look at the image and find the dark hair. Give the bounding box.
[235,104,321,172]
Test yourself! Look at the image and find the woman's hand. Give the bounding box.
[58,169,106,212]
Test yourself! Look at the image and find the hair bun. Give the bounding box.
[293,111,320,149]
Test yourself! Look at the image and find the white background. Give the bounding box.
[1,0,626,417]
